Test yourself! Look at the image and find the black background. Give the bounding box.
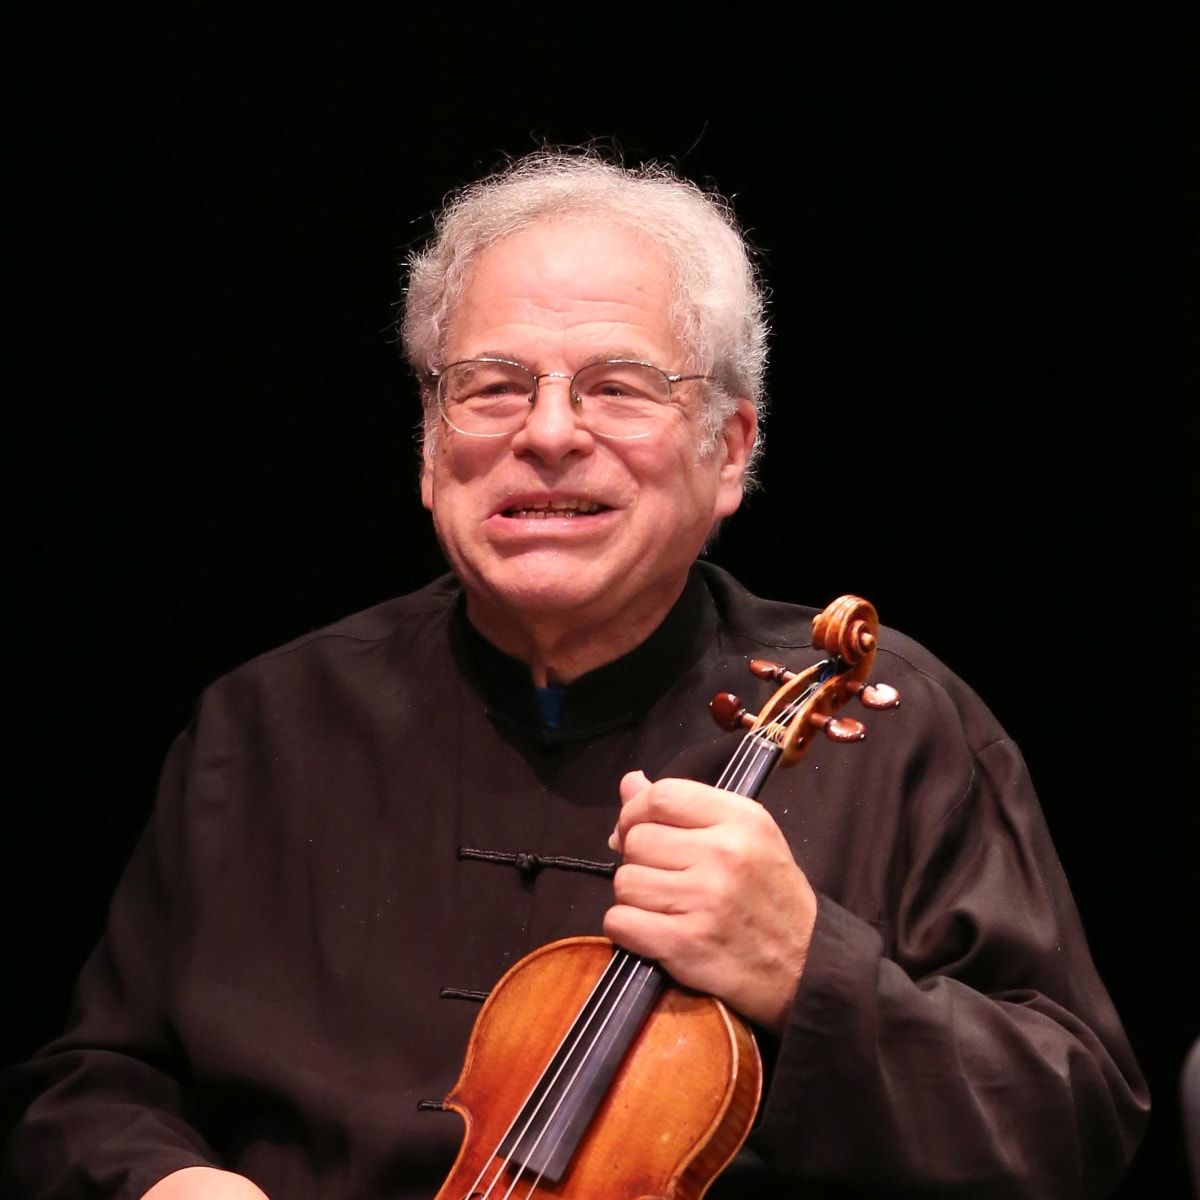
[8,7,1197,1196]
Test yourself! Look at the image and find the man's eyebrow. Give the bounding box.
[459,349,657,369]
[576,349,654,366]
[449,350,524,365]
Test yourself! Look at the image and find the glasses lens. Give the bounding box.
[573,362,672,437]
[440,360,534,434]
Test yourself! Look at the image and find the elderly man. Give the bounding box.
[3,153,1146,1198]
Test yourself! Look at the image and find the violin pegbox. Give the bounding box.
[710,595,900,767]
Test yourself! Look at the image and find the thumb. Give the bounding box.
[609,770,651,851]
[619,769,650,805]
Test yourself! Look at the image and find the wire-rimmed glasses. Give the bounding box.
[428,357,709,440]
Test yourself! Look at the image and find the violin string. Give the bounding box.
[517,956,661,1200]
[464,950,632,1199]
[470,949,647,1198]
[491,953,652,1200]
[716,691,814,795]
[503,956,659,1200]
[721,670,827,794]
[497,953,656,1199]
[716,731,775,794]
[472,953,635,1199]
[715,687,811,796]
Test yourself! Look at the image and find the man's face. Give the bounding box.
[421,218,754,656]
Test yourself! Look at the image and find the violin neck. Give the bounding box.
[716,729,781,800]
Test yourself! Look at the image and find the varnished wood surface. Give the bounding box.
[436,937,762,1199]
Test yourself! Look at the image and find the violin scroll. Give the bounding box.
[811,594,878,664]
[710,595,900,766]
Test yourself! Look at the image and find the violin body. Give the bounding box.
[435,937,762,1199]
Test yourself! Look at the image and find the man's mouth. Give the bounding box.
[501,498,608,519]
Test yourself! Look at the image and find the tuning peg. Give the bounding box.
[748,659,797,683]
[846,681,900,709]
[808,711,867,742]
[710,692,758,732]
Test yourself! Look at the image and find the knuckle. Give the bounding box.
[601,907,627,946]
[711,828,754,872]
[647,777,691,813]
[622,824,653,861]
[654,922,689,966]
[641,783,671,819]
[611,864,638,903]
[692,864,742,925]
[748,803,783,841]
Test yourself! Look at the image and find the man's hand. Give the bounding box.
[141,1168,270,1199]
[604,770,817,1036]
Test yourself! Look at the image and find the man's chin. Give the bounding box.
[479,577,609,620]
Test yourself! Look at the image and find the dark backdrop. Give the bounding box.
[9,8,1196,1196]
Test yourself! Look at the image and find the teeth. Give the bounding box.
[506,499,603,517]
[549,498,602,513]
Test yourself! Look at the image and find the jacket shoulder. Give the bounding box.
[202,574,461,699]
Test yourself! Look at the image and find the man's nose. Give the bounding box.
[510,374,594,462]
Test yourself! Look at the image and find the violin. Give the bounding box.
[434,595,900,1199]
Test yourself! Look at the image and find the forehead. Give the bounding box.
[446,218,680,360]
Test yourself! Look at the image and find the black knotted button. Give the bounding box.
[514,851,542,876]
[459,845,616,878]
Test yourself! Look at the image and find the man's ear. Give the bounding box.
[420,455,433,511]
[714,398,757,519]
[419,405,437,512]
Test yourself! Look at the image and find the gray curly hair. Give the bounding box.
[400,150,768,474]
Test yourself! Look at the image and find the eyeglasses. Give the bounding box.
[427,357,710,440]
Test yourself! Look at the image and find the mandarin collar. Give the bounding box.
[451,568,717,743]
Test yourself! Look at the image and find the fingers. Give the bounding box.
[604,861,818,1034]
[603,771,817,1032]
[603,904,704,967]
[612,861,703,914]
[609,774,759,853]
[630,825,710,870]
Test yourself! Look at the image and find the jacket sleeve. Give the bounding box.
[751,726,1149,1199]
[2,731,220,1200]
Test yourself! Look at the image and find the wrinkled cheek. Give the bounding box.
[427,502,472,575]
[442,432,506,477]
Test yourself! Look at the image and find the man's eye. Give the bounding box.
[593,381,635,397]
[450,371,529,403]
[473,381,526,397]
[584,375,655,401]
